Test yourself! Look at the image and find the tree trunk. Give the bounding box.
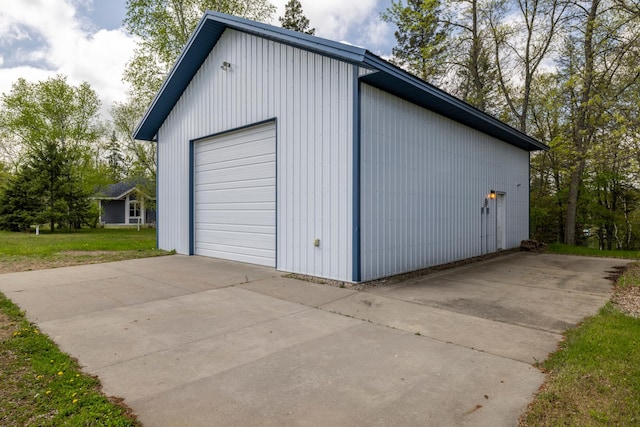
[565,163,583,245]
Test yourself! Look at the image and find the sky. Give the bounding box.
[0,0,395,120]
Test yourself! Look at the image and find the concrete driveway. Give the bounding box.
[0,252,625,426]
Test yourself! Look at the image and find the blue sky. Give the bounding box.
[0,0,395,119]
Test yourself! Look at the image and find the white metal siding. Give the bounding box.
[360,84,530,281]
[194,122,276,266]
[157,29,354,281]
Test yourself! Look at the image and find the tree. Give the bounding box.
[123,0,277,105]
[381,0,450,83]
[0,166,44,232]
[560,0,640,244]
[104,130,126,183]
[279,0,315,34]
[487,0,569,133]
[442,0,499,112]
[111,97,157,191]
[0,75,103,231]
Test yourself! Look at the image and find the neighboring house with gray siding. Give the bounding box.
[94,181,155,226]
[133,12,548,282]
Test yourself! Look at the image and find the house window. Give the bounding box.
[129,200,140,218]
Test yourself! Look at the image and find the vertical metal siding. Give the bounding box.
[156,29,353,281]
[360,84,530,281]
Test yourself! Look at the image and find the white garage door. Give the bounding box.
[194,122,276,266]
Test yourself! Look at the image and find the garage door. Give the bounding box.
[194,122,276,266]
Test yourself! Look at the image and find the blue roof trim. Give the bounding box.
[134,11,548,152]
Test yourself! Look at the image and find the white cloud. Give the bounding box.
[270,0,387,47]
[0,0,136,119]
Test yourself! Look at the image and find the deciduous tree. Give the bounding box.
[0,76,103,230]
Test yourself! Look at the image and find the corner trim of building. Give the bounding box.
[352,67,362,282]
[189,139,195,255]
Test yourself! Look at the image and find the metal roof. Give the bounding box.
[133,11,548,152]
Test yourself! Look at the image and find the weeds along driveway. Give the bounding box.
[0,253,625,426]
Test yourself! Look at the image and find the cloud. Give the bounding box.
[0,0,136,119]
[270,0,393,53]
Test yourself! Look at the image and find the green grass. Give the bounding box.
[521,263,640,426]
[0,228,170,273]
[0,228,158,255]
[546,242,640,259]
[0,293,140,426]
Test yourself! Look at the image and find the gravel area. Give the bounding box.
[613,286,640,318]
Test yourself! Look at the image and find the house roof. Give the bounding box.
[133,11,548,152]
[94,180,152,200]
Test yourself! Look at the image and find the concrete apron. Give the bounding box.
[0,253,625,426]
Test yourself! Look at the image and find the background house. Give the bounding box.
[134,12,548,282]
[94,181,155,226]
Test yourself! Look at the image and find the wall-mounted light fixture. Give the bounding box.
[221,61,231,71]
[488,190,496,199]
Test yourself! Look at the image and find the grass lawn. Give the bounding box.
[0,228,169,274]
[521,262,640,426]
[0,227,171,426]
[546,242,640,259]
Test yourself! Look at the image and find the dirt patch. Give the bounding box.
[0,250,166,274]
[61,250,115,256]
[612,286,640,318]
[0,312,18,342]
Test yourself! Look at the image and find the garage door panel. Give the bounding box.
[196,177,273,192]
[196,152,275,173]
[196,188,274,204]
[196,162,275,184]
[197,127,273,153]
[197,140,274,165]
[195,202,274,212]
[196,230,274,250]
[196,246,274,266]
[194,122,276,267]
[195,212,275,227]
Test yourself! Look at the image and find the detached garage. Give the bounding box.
[134,12,548,283]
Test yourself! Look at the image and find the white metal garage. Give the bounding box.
[135,12,547,282]
[194,121,276,266]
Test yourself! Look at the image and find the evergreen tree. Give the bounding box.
[279,0,315,35]
[105,130,125,183]
[381,0,449,83]
[0,166,44,231]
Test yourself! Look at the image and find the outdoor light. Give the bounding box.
[489,190,496,199]
[221,61,231,71]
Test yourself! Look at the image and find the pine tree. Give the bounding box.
[381,0,449,83]
[279,0,315,35]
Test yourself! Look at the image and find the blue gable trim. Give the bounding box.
[133,11,548,153]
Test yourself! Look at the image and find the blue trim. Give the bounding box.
[274,118,278,270]
[132,12,548,154]
[352,67,361,283]
[155,137,159,249]
[189,140,195,255]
